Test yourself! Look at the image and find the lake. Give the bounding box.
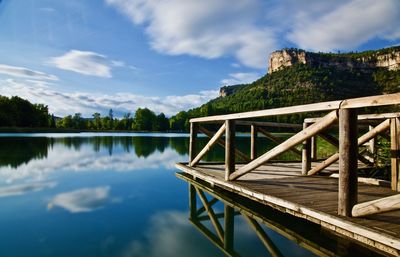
[0,133,383,256]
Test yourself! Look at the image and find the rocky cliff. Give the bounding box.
[268,47,400,73]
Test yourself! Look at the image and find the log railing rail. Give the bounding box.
[187,93,400,217]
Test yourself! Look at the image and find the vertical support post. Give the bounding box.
[224,205,234,252]
[189,122,198,166]
[250,125,257,160]
[368,125,376,164]
[391,118,400,191]
[338,109,358,217]
[189,184,197,219]
[302,122,311,175]
[225,120,236,181]
[311,136,317,161]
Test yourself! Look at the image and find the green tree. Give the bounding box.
[132,108,156,131]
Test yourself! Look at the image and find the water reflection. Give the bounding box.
[0,134,300,173]
[177,173,386,257]
[0,136,191,183]
[0,181,56,197]
[48,186,113,213]
[0,137,50,168]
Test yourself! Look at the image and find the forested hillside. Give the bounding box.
[169,59,400,130]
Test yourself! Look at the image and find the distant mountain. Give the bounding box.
[170,46,400,129]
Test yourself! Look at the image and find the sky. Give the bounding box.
[0,0,399,117]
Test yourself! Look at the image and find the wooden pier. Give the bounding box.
[177,172,389,256]
[176,93,400,256]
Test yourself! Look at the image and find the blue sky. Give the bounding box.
[0,0,399,117]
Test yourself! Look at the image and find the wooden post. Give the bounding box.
[251,125,257,160]
[223,205,234,251]
[225,120,235,180]
[189,122,198,165]
[391,118,400,191]
[311,136,317,161]
[368,125,376,164]
[302,122,311,175]
[189,184,197,219]
[338,109,358,217]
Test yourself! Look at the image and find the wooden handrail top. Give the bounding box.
[197,120,303,129]
[190,93,400,123]
[304,112,400,123]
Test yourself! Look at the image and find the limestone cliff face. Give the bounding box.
[268,47,400,73]
[268,49,307,73]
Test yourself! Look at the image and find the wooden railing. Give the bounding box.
[187,93,400,217]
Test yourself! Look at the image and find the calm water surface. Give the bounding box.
[0,133,383,257]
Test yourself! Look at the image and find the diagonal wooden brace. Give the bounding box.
[229,110,338,181]
[190,123,226,166]
[198,126,250,162]
[307,118,391,176]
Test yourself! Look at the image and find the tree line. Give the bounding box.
[0,95,186,131]
[56,108,170,131]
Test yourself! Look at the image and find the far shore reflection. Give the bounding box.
[0,136,189,169]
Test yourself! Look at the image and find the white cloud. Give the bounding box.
[48,50,135,78]
[221,72,260,85]
[106,0,400,64]
[0,181,57,197]
[0,64,58,81]
[0,78,217,116]
[288,0,400,51]
[106,0,276,69]
[48,186,111,213]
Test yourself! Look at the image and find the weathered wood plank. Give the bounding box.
[190,101,341,122]
[304,112,400,123]
[338,108,358,217]
[352,194,400,217]
[236,120,303,129]
[230,111,338,180]
[340,93,400,109]
[191,93,400,123]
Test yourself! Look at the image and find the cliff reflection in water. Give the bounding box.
[177,173,386,257]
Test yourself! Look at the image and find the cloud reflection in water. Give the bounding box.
[48,186,111,213]
[0,145,186,183]
[120,211,227,257]
[0,181,57,198]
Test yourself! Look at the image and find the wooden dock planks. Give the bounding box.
[176,162,400,256]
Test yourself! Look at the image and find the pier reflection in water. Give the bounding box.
[178,173,386,257]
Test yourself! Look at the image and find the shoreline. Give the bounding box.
[0,127,186,133]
